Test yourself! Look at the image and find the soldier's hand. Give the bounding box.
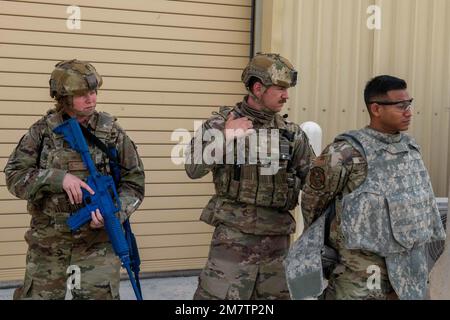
[62,173,95,205]
[224,113,255,140]
[90,208,104,229]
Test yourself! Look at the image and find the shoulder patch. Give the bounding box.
[309,167,326,190]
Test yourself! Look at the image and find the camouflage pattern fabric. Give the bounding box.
[336,127,445,299]
[186,97,315,300]
[186,98,315,236]
[194,224,290,300]
[301,130,394,299]
[241,53,297,89]
[284,213,328,299]
[4,109,145,300]
[299,126,445,300]
[49,59,102,98]
[14,213,121,300]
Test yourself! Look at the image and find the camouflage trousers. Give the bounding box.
[194,224,291,300]
[14,212,121,300]
[323,264,398,300]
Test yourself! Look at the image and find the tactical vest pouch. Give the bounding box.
[271,168,289,207]
[200,197,219,226]
[255,170,274,207]
[282,173,301,210]
[228,165,240,199]
[214,166,232,197]
[386,194,432,250]
[237,165,258,204]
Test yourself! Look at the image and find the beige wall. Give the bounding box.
[0,0,252,281]
[258,0,450,197]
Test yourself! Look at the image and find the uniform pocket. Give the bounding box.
[386,194,431,249]
[109,280,120,300]
[198,261,230,299]
[13,278,33,300]
[237,165,257,204]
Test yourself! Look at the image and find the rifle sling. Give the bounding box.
[62,113,129,171]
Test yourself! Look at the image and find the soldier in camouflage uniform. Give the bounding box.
[4,60,145,300]
[286,75,445,300]
[185,53,315,300]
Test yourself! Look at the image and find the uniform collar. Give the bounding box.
[363,126,403,144]
[235,97,276,125]
[58,110,99,131]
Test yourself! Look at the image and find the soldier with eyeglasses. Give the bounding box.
[287,75,445,300]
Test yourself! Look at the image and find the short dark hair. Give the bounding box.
[364,75,407,107]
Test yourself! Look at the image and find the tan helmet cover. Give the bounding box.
[241,53,298,90]
[49,59,103,98]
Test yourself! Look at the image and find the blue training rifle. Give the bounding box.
[53,117,143,300]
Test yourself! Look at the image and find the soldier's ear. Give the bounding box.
[368,102,381,118]
[252,81,264,97]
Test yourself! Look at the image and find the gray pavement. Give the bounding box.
[0,275,198,300]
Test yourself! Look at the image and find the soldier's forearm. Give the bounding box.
[6,168,66,202]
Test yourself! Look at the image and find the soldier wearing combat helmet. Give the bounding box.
[4,59,145,299]
[185,53,315,300]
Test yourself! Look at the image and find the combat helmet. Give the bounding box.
[241,53,298,90]
[49,59,102,99]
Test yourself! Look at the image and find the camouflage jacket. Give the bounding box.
[185,97,315,235]
[4,109,145,223]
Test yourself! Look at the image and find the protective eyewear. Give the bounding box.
[370,98,414,112]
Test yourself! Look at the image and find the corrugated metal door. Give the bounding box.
[0,0,252,281]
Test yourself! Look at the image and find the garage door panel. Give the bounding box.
[0,44,249,69]
[0,4,250,31]
[0,15,250,44]
[0,30,249,57]
[0,0,251,280]
[12,0,251,19]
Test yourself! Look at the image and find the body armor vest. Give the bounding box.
[337,128,446,299]
[38,111,117,215]
[212,106,302,211]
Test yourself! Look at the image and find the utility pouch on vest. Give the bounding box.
[255,169,274,207]
[272,168,289,207]
[214,166,232,197]
[283,172,302,211]
[237,165,258,204]
[228,165,241,199]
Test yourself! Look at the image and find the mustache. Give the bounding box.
[279,98,287,104]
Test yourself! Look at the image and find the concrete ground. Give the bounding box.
[0,275,198,300]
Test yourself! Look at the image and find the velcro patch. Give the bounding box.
[309,167,326,190]
[68,161,86,171]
